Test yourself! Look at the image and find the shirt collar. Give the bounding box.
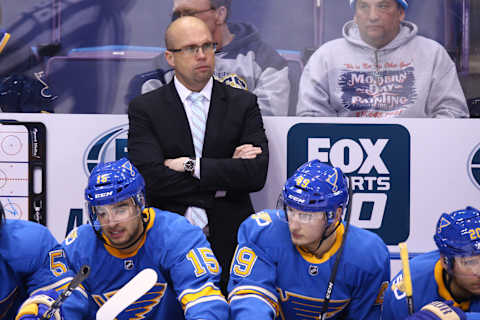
[174,76,213,105]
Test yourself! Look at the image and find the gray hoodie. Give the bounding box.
[296,20,469,118]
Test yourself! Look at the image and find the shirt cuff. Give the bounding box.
[193,157,200,179]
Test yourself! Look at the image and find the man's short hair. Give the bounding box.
[210,0,231,20]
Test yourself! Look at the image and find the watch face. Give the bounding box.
[184,159,195,172]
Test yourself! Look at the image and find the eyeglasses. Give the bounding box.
[286,207,326,224]
[171,7,215,21]
[168,42,217,56]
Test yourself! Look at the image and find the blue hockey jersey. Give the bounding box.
[62,208,228,319]
[0,219,85,319]
[228,209,390,319]
[382,250,480,320]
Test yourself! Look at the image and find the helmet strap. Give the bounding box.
[300,219,342,258]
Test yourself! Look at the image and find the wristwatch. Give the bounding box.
[183,158,195,174]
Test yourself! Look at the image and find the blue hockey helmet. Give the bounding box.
[434,207,480,268]
[282,160,349,225]
[85,158,145,228]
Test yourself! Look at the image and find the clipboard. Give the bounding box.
[0,120,46,225]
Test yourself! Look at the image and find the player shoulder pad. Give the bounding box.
[64,224,94,246]
[342,226,390,269]
[238,209,290,246]
[149,208,206,250]
[5,220,57,251]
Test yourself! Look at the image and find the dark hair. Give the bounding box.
[210,0,231,20]
[0,202,4,226]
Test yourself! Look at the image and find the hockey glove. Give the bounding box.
[15,290,63,320]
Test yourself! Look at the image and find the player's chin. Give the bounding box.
[105,230,126,243]
[290,235,306,247]
[467,283,480,295]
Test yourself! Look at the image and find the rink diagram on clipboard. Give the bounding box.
[0,125,29,220]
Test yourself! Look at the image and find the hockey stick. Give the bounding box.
[399,242,414,315]
[41,265,91,320]
[319,176,353,320]
[96,268,158,320]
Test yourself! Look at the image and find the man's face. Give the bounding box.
[354,0,405,48]
[451,255,480,296]
[287,207,328,251]
[165,18,215,91]
[96,198,143,249]
[172,0,218,34]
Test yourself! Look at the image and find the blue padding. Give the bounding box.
[69,46,165,54]
[46,56,161,114]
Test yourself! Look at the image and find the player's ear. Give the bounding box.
[440,255,449,270]
[335,207,343,221]
[215,6,227,25]
[165,50,175,68]
[398,7,405,21]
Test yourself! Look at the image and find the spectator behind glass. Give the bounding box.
[296,0,469,118]
[127,0,290,116]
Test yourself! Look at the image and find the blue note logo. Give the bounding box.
[287,123,411,245]
[468,144,480,190]
[83,124,129,176]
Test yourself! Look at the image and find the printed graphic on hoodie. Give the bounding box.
[339,61,418,117]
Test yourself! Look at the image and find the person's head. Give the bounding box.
[164,16,216,92]
[281,160,349,252]
[350,0,406,49]
[85,158,146,250]
[434,206,480,297]
[172,0,231,41]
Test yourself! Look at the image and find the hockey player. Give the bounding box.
[0,201,85,319]
[382,207,480,319]
[228,159,390,319]
[59,157,228,319]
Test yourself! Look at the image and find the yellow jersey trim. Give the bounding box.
[434,259,471,311]
[180,283,225,310]
[0,33,10,54]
